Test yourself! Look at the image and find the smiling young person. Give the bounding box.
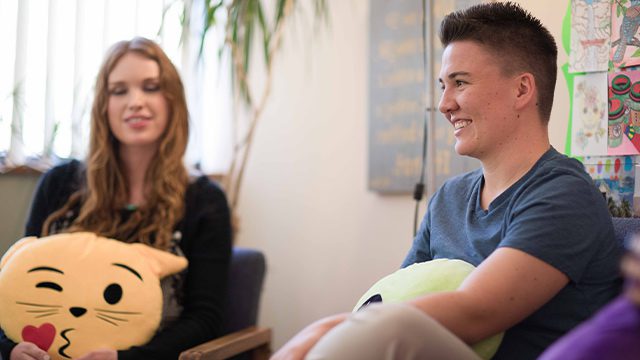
[0,37,232,360]
[272,3,621,360]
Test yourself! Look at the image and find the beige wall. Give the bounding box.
[234,0,571,351]
[235,0,414,348]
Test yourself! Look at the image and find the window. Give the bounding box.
[0,0,232,174]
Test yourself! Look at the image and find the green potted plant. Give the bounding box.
[170,0,329,212]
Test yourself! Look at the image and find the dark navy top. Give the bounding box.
[402,148,622,360]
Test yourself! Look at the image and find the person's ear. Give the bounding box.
[514,72,536,110]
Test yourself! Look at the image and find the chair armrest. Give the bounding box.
[179,326,272,360]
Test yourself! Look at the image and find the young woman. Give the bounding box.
[0,37,232,360]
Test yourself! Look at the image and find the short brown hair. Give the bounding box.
[440,2,558,123]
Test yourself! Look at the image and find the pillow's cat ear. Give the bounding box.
[130,243,188,279]
[0,237,39,269]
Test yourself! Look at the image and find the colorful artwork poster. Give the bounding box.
[572,72,608,155]
[608,69,640,155]
[611,1,640,69]
[584,156,639,217]
[570,0,610,73]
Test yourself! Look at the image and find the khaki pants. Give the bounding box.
[305,303,481,360]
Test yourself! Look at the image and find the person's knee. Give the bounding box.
[354,303,423,339]
[308,303,479,360]
[306,304,417,360]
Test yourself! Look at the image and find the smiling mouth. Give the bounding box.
[125,117,148,124]
[454,120,471,130]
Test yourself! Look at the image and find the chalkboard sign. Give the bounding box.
[368,0,481,194]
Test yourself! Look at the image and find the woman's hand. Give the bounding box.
[270,313,349,360]
[10,342,50,360]
[75,349,117,360]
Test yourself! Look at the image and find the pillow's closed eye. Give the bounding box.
[36,282,63,292]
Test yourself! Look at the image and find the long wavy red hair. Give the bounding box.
[43,37,189,249]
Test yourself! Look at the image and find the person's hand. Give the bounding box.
[10,342,50,360]
[74,349,117,360]
[271,313,349,360]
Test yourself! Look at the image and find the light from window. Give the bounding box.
[0,0,232,174]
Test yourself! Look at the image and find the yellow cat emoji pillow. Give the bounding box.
[0,232,188,359]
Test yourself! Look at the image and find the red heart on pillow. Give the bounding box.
[22,323,56,351]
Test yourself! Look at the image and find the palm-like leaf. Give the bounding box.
[167,0,329,211]
[193,0,328,107]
